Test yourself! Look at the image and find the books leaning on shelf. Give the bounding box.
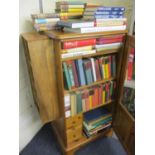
[64,81,116,118]
[31,13,60,31]
[55,1,86,20]
[62,55,116,89]
[83,107,112,137]
[126,47,135,80]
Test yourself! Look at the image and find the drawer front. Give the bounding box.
[66,125,82,144]
[66,113,83,129]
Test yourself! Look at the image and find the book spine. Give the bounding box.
[71,61,79,87]
[62,46,92,53]
[82,92,86,112]
[63,39,96,49]
[34,18,60,24]
[98,85,102,105]
[90,58,97,82]
[88,60,94,83]
[112,55,116,77]
[127,48,135,80]
[64,94,71,118]
[97,7,125,11]
[96,38,123,44]
[63,62,72,89]
[76,92,82,113]
[95,59,102,81]
[85,91,90,111]
[102,84,106,104]
[77,59,86,86]
[95,11,124,15]
[94,15,124,19]
[67,61,75,88]
[98,58,104,79]
[89,90,93,109]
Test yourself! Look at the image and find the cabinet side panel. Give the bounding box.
[26,39,60,123]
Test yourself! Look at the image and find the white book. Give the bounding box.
[95,42,122,48]
[64,25,126,33]
[62,46,93,53]
[96,18,127,22]
[64,94,70,107]
[61,50,96,58]
[65,110,71,118]
[90,58,97,82]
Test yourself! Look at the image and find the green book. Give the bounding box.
[67,62,75,87]
[76,91,82,113]
[63,62,72,89]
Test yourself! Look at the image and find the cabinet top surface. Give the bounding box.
[45,30,128,40]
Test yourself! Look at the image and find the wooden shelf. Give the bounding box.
[61,49,119,61]
[84,99,114,113]
[64,77,116,93]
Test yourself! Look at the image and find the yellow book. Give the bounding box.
[102,90,105,104]
[102,64,106,79]
[60,12,83,16]
[105,63,109,79]
[89,95,92,109]
[70,93,76,116]
[61,46,93,54]
[67,8,84,12]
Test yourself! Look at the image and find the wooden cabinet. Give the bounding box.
[21,31,135,155]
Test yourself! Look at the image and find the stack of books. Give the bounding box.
[126,47,135,80]
[31,13,60,31]
[95,34,125,52]
[63,55,116,89]
[55,1,86,20]
[83,108,112,137]
[64,81,116,118]
[74,5,126,33]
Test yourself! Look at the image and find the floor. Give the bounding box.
[20,123,127,155]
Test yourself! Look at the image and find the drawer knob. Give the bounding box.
[72,121,76,124]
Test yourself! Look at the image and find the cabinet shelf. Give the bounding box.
[64,77,116,93]
[61,49,119,61]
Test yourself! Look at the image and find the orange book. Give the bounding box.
[93,87,99,107]
[85,90,90,111]
[89,89,93,109]
[102,84,106,104]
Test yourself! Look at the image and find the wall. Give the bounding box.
[19,0,134,151]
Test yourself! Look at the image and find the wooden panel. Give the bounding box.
[21,33,60,123]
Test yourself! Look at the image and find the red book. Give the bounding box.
[98,85,102,105]
[92,87,99,107]
[71,60,79,87]
[95,59,102,81]
[63,39,96,49]
[127,47,135,80]
[105,82,110,101]
[97,35,124,41]
[96,38,124,45]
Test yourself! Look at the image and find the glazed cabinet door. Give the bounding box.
[113,35,135,155]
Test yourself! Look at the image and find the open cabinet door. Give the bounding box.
[21,32,60,124]
[113,35,135,155]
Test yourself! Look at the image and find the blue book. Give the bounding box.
[95,15,124,19]
[76,59,86,86]
[95,11,124,15]
[97,7,125,11]
[84,108,110,123]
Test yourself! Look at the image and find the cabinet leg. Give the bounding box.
[106,129,113,137]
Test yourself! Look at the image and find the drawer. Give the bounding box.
[66,113,83,129]
[66,125,82,144]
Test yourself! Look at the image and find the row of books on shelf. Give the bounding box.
[126,47,135,81]
[83,107,112,137]
[64,81,116,118]
[63,55,116,90]
[61,35,124,58]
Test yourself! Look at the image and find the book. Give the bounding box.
[57,8,84,12]
[96,38,124,44]
[63,39,96,49]
[102,84,106,104]
[76,59,86,86]
[63,62,72,89]
[31,13,60,19]
[57,20,94,28]
[61,49,96,58]
[95,42,122,49]
[70,93,76,116]
[63,25,126,33]
[85,90,90,111]
[111,55,116,77]
[66,61,75,88]
[89,89,94,109]
[84,11,124,16]
[56,5,85,9]
[62,45,93,53]
[76,91,82,113]
[95,18,127,22]
[89,58,97,82]
[94,59,102,81]
[71,61,79,87]
[64,94,71,118]
[127,47,135,80]
[83,15,124,19]
[56,1,86,5]
[98,85,102,105]
[95,20,126,27]
[34,18,60,24]
[97,7,125,11]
